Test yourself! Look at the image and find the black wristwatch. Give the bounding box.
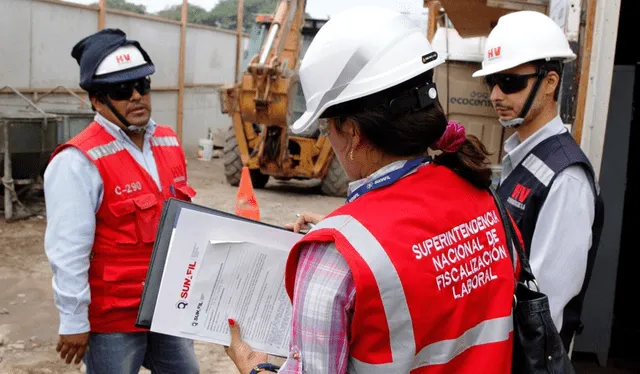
[249,363,280,374]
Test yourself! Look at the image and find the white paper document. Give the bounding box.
[150,207,303,357]
[181,241,292,355]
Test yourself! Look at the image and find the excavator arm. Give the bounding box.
[238,0,307,128]
[219,1,347,196]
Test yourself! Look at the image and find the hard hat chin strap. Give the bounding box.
[98,93,148,134]
[500,68,548,129]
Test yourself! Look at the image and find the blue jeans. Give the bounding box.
[84,332,200,374]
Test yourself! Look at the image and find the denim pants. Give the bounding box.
[83,331,200,374]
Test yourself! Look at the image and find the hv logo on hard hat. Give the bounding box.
[115,54,132,65]
[487,47,502,60]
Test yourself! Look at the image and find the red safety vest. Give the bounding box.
[50,122,196,333]
[285,163,516,373]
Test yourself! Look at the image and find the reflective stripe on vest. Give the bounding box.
[522,154,554,187]
[151,136,179,147]
[311,215,514,373]
[311,215,416,373]
[86,136,179,160]
[87,140,125,160]
[411,314,513,370]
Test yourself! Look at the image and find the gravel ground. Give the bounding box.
[0,156,342,374]
[0,156,636,373]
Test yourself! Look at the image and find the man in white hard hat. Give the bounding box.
[43,29,199,373]
[473,11,604,353]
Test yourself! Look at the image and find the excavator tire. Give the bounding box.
[223,126,243,186]
[223,126,269,189]
[320,156,349,198]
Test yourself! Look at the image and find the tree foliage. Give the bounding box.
[156,4,217,26]
[209,0,282,31]
[98,0,146,14]
[94,0,310,31]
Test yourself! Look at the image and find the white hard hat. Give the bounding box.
[95,45,149,76]
[472,11,576,77]
[291,5,446,135]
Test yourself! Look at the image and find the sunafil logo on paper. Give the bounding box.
[176,261,197,309]
[487,47,502,60]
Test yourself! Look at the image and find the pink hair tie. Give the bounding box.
[433,121,466,153]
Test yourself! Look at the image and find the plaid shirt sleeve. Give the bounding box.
[278,241,356,374]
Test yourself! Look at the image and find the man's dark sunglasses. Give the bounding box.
[484,73,539,95]
[102,77,151,101]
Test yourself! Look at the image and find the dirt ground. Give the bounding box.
[0,156,343,374]
[0,156,635,373]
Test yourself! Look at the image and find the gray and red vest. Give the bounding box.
[498,131,604,350]
[50,122,196,333]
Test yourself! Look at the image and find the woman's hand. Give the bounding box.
[225,319,269,374]
[284,212,325,233]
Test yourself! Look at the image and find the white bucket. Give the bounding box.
[197,138,214,161]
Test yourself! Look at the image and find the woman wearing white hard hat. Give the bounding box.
[474,10,604,354]
[225,6,518,374]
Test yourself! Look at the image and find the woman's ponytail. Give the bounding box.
[432,121,493,189]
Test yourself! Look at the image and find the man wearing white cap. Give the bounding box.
[43,29,199,373]
[473,11,604,353]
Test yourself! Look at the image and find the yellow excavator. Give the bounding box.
[218,0,349,197]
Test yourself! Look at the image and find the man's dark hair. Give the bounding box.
[88,91,98,112]
[534,59,564,101]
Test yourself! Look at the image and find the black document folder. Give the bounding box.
[135,198,291,329]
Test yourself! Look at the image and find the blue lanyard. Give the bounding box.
[346,156,430,203]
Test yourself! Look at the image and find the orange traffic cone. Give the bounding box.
[235,167,260,221]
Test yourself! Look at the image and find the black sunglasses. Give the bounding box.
[101,77,151,101]
[484,73,539,95]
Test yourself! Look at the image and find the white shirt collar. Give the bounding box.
[503,115,567,168]
[94,112,156,144]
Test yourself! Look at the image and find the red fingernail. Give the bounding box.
[228,318,235,326]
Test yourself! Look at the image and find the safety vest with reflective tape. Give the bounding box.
[285,163,515,373]
[498,132,604,350]
[50,121,196,333]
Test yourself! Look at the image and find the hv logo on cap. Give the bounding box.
[95,45,148,76]
[487,46,502,60]
[115,54,131,64]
